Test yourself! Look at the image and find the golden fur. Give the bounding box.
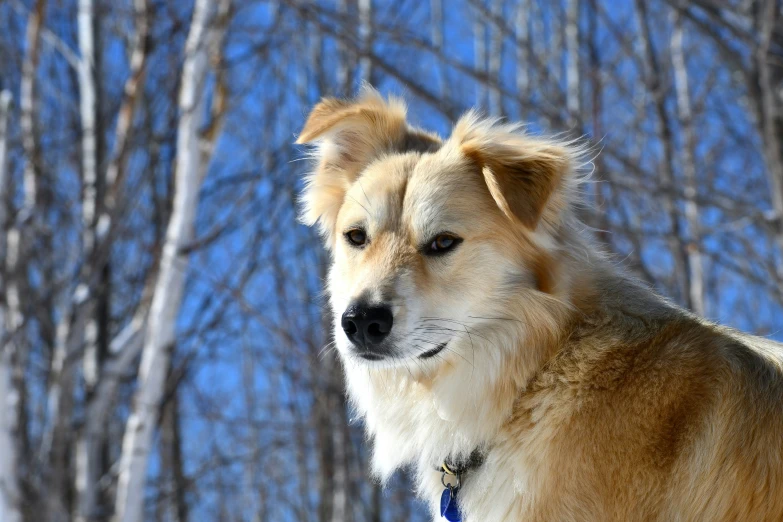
[296,87,783,521]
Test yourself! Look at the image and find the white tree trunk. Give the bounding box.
[515,0,530,104]
[329,394,347,522]
[473,7,486,107]
[473,9,487,107]
[671,13,705,316]
[0,89,21,522]
[0,342,19,522]
[488,0,503,116]
[754,0,783,279]
[336,0,351,96]
[75,4,102,518]
[113,0,229,520]
[77,0,106,398]
[431,0,444,95]
[0,93,10,260]
[358,0,372,84]
[20,0,46,213]
[565,0,580,125]
[78,0,99,260]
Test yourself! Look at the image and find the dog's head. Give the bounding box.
[297,88,582,367]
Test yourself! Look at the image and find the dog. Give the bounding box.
[296,88,783,521]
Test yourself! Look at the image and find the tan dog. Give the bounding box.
[296,88,783,521]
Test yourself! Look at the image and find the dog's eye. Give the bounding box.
[345,228,367,247]
[425,233,462,256]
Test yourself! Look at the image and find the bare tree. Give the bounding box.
[0,88,20,522]
[488,0,503,116]
[753,0,783,277]
[474,1,487,108]
[114,1,231,520]
[671,11,705,316]
[358,0,373,85]
[565,0,581,126]
[515,0,531,104]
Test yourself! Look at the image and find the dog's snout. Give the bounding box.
[341,304,393,350]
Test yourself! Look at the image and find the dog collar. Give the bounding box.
[436,450,486,521]
[438,449,486,476]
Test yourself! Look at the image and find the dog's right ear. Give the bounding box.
[296,88,439,245]
[453,112,583,232]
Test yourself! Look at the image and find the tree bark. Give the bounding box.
[13,2,47,519]
[19,0,46,213]
[113,1,230,520]
[431,0,445,95]
[753,0,783,279]
[0,89,21,522]
[358,0,373,84]
[514,0,530,104]
[473,4,487,108]
[74,1,103,518]
[488,0,503,116]
[565,0,581,126]
[160,382,188,522]
[671,11,705,316]
[76,314,146,521]
[336,0,352,96]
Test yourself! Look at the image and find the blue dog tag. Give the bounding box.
[440,486,462,521]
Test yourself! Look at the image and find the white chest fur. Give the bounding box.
[342,349,541,521]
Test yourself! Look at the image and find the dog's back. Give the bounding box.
[495,272,783,521]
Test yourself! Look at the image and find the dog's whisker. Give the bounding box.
[441,346,474,368]
[317,341,338,359]
[346,194,372,219]
[467,315,529,325]
[416,325,497,347]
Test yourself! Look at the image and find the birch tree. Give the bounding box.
[114,0,231,520]
[488,0,503,116]
[671,12,705,316]
[0,88,20,522]
[358,0,373,85]
[565,0,581,126]
[473,2,487,107]
[514,0,531,103]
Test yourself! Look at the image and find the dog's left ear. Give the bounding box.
[296,88,440,245]
[455,112,581,230]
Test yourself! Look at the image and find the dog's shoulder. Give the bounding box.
[503,282,783,520]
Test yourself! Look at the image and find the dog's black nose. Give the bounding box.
[341,304,393,350]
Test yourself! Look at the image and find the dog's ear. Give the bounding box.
[454,112,581,230]
[296,87,440,244]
